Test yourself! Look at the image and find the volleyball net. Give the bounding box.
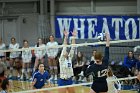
[11,76,138,93]
[0,39,140,93]
[0,39,140,53]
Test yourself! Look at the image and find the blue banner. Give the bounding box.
[55,15,140,40]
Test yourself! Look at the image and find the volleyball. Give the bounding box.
[97,33,105,41]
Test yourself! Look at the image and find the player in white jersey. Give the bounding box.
[21,40,32,80]
[0,38,6,62]
[107,67,121,93]
[58,30,76,93]
[46,35,58,80]
[34,38,46,71]
[9,37,20,78]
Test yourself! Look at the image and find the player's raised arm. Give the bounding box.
[106,32,110,47]
[103,32,110,66]
[59,31,69,61]
[69,30,77,59]
[63,31,69,45]
[71,30,76,44]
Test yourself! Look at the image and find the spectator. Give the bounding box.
[34,38,46,71]
[9,37,20,78]
[46,35,58,80]
[21,40,32,80]
[73,51,87,81]
[0,38,6,63]
[122,51,138,85]
[123,51,137,75]
[90,50,96,65]
[91,50,96,62]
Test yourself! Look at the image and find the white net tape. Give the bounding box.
[0,39,140,52]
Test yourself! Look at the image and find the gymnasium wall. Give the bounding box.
[0,0,139,63]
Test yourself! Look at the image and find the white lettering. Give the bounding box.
[125,18,137,39]
[73,18,85,39]
[87,18,97,39]
[57,18,72,37]
[102,18,110,34]
[112,18,123,40]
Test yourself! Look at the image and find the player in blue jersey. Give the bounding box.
[86,32,110,93]
[32,63,51,91]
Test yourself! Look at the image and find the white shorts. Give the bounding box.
[22,59,31,63]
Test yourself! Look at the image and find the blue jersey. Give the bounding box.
[32,71,50,89]
[136,61,140,70]
[123,56,137,70]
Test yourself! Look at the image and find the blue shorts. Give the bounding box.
[57,78,73,86]
[0,56,5,59]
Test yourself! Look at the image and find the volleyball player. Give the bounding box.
[0,62,7,79]
[46,35,58,80]
[58,30,76,93]
[21,40,32,80]
[107,67,121,93]
[0,38,6,77]
[0,38,6,62]
[32,63,51,91]
[9,37,20,78]
[0,78,9,93]
[0,62,7,92]
[34,38,46,71]
[86,32,110,93]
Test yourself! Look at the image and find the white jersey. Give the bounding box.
[91,56,95,61]
[0,43,6,57]
[46,41,58,58]
[22,47,32,63]
[59,47,75,79]
[34,44,46,59]
[0,90,7,93]
[107,75,121,93]
[9,43,20,58]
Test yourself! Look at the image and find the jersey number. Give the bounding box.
[67,63,71,68]
[97,69,108,77]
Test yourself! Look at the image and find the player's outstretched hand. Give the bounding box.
[71,29,77,37]
[64,31,69,37]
